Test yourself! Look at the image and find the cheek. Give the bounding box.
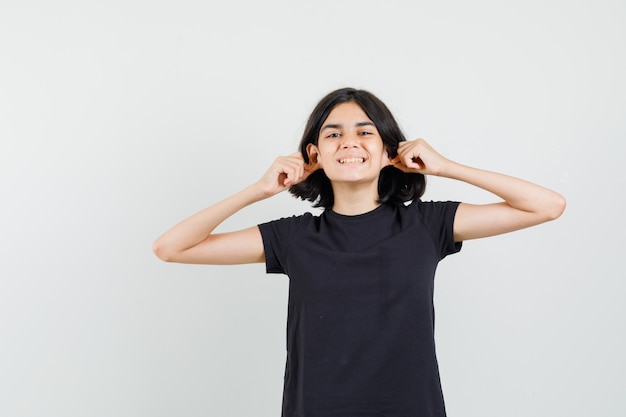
[318,149,335,167]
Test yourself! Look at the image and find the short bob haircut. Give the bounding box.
[289,87,426,208]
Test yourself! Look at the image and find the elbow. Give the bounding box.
[545,192,567,221]
[152,239,176,262]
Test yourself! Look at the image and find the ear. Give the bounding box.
[382,149,393,167]
[306,143,322,169]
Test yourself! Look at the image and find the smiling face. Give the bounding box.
[308,101,391,186]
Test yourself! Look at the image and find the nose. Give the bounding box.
[340,132,359,148]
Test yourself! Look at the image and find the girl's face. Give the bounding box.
[308,102,391,186]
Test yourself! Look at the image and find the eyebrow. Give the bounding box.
[320,121,376,131]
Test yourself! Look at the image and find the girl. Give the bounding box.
[153,88,566,417]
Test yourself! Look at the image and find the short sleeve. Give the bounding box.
[412,200,462,260]
[258,213,312,275]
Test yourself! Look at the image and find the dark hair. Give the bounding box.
[289,87,426,208]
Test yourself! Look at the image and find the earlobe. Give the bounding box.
[383,151,393,167]
[306,144,322,169]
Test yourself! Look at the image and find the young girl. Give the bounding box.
[153,88,566,417]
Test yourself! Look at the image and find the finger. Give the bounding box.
[287,154,306,171]
[391,159,411,173]
[409,156,425,170]
[394,154,424,172]
[283,161,305,186]
[278,152,320,185]
[282,166,299,186]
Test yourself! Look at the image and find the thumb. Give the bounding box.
[390,157,410,173]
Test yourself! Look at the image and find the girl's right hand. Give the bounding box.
[256,152,317,197]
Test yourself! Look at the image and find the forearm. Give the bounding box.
[441,160,566,219]
[394,139,565,240]
[152,183,267,260]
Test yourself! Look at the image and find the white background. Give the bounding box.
[1,0,624,416]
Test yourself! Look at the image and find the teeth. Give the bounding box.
[340,158,364,164]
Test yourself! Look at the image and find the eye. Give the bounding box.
[326,132,341,138]
[359,131,373,136]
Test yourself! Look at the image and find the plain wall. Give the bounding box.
[1,0,624,416]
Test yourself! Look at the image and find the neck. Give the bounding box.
[330,182,381,215]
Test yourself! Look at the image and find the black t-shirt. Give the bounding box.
[258,200,462,417]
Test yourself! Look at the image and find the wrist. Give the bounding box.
[436,158,462,178]
[249,181,277,201]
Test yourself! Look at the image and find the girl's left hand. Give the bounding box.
[391,139,450,176]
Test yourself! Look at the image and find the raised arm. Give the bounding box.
[152,153,314,264]
[392,139,566,242]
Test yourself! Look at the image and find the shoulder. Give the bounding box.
[259,211,317,227]
[258,212,318,237]
[409,200,463,258]
[257,212,319,274]
[409,200,461,221]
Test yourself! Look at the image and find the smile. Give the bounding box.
[338,157,365,164]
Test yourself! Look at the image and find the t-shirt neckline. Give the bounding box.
[325,203,390,221]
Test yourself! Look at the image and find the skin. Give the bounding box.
[152,102,566,264]
[306,102,392,215]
